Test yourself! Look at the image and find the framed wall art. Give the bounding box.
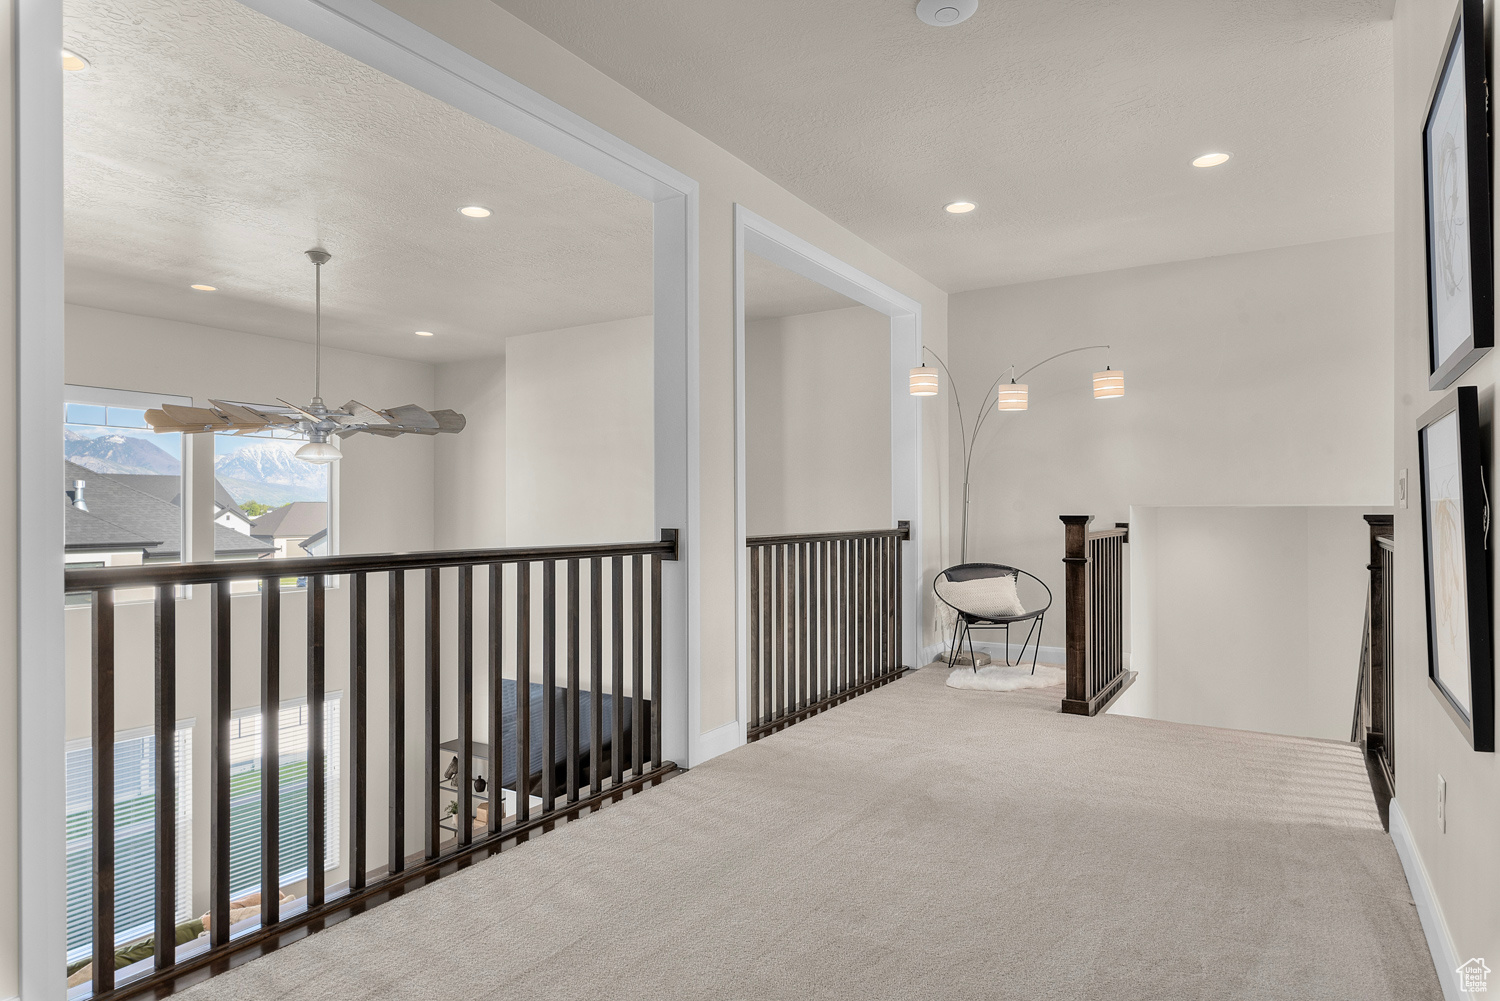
[1423,0,1493,390]
[1417,386,1492,750]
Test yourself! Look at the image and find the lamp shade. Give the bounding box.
[909,366,939,396]
[996,383,1028,411]
[295,439,342,464]
[1093,368,1125,399]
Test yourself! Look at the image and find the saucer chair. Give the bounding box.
[933,563,1052,673]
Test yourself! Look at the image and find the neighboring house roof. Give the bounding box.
[252,501,327,540]
[298,527,329,556]
[64,460,273,558]
[65,502,162,552]
[112,474,250,523]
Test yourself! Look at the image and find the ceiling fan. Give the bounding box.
[145,249,466,464]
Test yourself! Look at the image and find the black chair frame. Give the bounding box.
[932,563,1053,674]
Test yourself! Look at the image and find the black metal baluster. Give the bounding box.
[897,530,905,669]
[880,537,889,675]
[612,557,624,787]
[566,559,580,804]
[816,543,828,702]
[387,571,406,875]
[93,588,116,991]
[154,584,177,969]
[516,564,532,824]
[307,574,326,907]
[780,549,792,720]
[209,581,230,948]
[487,564,503,836]
[349,572,367,890]
[542,561,557,814]
[457,566,474,848]
[798,543,808,711]
[750,546,760,733]
[651,555,663,766]
[632,555,644,777]
[260,580,280,923]
[591,557,604,797]
[423,567,440,861]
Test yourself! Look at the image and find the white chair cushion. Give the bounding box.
[936,573,1026,620]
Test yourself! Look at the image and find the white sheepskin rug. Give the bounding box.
[946,662,1066,692]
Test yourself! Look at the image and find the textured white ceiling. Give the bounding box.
[493,0,1395,291]
[63,0,661,363]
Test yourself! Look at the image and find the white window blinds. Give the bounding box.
[227,696,341,899]
[65,726,193,962]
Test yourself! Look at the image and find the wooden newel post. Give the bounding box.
[1060,515,1093,710]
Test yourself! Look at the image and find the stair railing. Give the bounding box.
[1060,515,1133,716]
[746,523,909,740]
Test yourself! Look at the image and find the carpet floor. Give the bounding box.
[178,666,1441,1001]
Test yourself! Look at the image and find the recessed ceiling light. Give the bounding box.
[61,48,90,72]
[945,201,977,214]
[916,0,978,27]
[1192,152,1231,168]
[459,206,491,218]
[190,284,217,291]
[415,330,435,337]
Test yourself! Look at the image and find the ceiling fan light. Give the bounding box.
[1093,367,1125,399]
[909,366,939,396]
[295,439,342,464]
[996,384,1028,411]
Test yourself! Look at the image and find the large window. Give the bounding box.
[213,422,331,564]
[65,726,193,961]
[227,696,341,897]
[64,385,190,569]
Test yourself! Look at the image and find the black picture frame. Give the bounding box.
[1423,0,1493,391]
[1417,386,1493,750]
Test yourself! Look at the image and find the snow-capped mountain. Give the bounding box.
[215,442,328,491]
[65,431,181,475]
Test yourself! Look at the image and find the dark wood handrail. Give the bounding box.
[746,521,910,547]
[65,529,680,591]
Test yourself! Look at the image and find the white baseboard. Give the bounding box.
[1389,798,1467,1000]
[688,719,743,768]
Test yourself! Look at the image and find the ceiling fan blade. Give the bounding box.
[276,398,325,423]
[342,400,392,426]
[353,426,406,437]
[429,410,467,434]
[208,400,273,427]
[145,408,190,432]
[380,404,441,430]
[161,404,234,431]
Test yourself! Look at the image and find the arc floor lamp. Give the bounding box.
[910,344,1124,563]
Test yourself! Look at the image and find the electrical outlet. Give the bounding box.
[1438,775,1447,833]
[1399,469,1409,509]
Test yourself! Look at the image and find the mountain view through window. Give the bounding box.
[64,395,329,567]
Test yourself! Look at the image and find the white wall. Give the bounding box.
[1392,0,1500,977]
[505,315,654,547]
[1118,505,1381,741]
[744,306,891,536]
[434,355,505,550]
[948,234,1395,649]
